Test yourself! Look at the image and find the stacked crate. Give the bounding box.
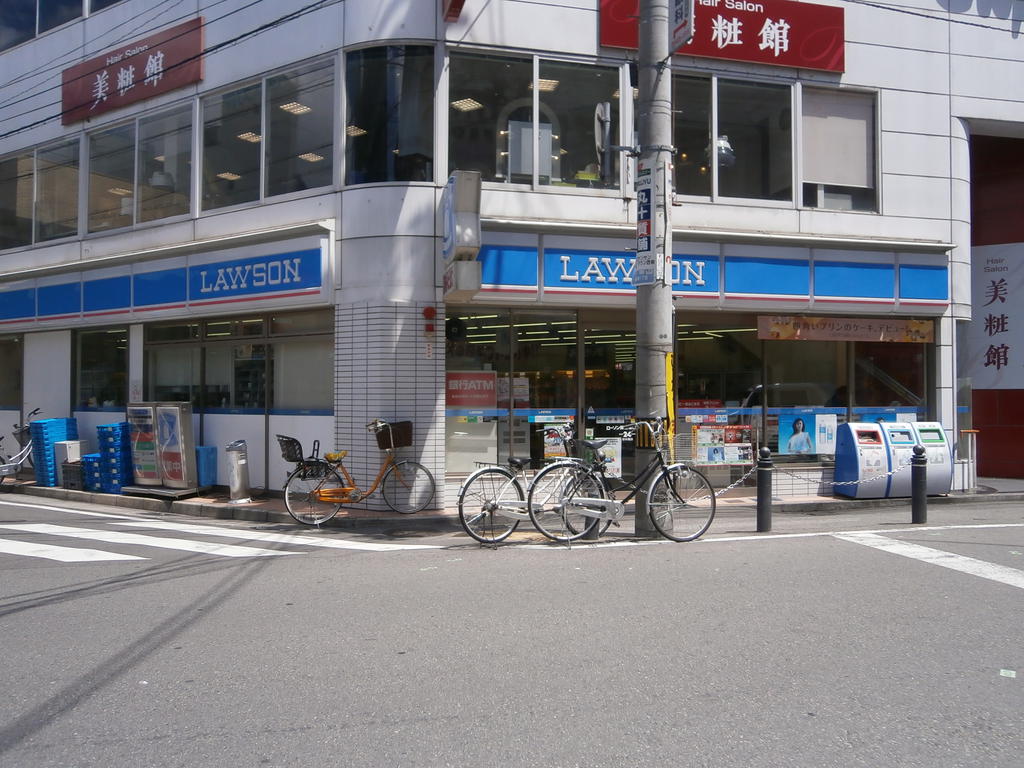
[81,454,103,492]
[96,422,134,494]
[30,418,79,487]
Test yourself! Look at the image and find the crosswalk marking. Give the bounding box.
[113,520,442,551]
[0,537,145,562]
[0,523,302,559]
[834,532,1024,591]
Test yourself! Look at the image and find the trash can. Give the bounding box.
[225,440,251,504]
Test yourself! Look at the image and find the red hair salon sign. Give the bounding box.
[61,18,204,125]
[600,0,844,72]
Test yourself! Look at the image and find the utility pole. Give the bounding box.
[634,0,675,536]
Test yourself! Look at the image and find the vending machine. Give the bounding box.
[909,421,953,494]
[833,422,890,498]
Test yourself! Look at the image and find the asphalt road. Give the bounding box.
[1,493,1022,767]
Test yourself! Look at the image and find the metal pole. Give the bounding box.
[634,0,674,538]
[756,447,772,532]
[911,443,927,524]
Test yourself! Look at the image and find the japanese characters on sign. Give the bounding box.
[757,315,935,343]
[600,0,845,73]
[61,18,204,125]
[968,246,1024,389]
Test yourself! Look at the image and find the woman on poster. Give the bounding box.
[787,417,814,454]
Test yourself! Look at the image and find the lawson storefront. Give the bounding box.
[0,230,334,490]
[444,231,948,480]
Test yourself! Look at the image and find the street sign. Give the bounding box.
[671,0,694,50]
[635,158,671,286]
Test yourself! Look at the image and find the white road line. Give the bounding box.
[834,532,1024,590]
[113,520,442,551]
[0,537,146,562]
[0,523,302,558]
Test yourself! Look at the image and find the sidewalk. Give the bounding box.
[9,475,1024,533]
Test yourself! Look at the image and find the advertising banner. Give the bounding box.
[126,405,160,485]
[446,371,498,409]
[758,315,934,343]
[967,244,1024,389]
[155,403,196,489]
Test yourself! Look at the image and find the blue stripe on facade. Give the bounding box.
[899,264,948,300]
[0,287,35,320]
[814,261,894,298]
[133,268,188,306]
[188,248,322,301]
[83,275,132,312]
[37,282,80,316]
[479,245,538,287]
[725,257,810,296]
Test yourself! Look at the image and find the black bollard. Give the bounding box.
[757,446,772,533]
[911,443,927,524]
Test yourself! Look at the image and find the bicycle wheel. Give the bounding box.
[381,460,435,514]
[647,463,716,542]
[527,462,603,542]
[284,462,343,525]
[457,466,524,544]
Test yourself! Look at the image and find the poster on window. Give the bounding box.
[126,405,160,485]
[692,424,753,464]
[779,414,816,455]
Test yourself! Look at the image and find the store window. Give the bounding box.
[267,60,335,195]
[448,53,533,183]
[39,0,79,32]
[0,152,33,249]
[672,75,711,197]
[88,124,135,232]
[0,336,22,409]
[717,79,792,202]
[802,88,877,211]
[76,328,127,410]
[202,83,262,210]
[138,106,192,223]
[36,140,79,242]
[1,1,123,53]
[346,46,434,184]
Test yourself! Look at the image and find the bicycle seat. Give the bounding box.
[507,456,529,471]
[324,451,348,462]
[581,439,609,452]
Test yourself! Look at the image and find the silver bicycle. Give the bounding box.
[0,408,41,488]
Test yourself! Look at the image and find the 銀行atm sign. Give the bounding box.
[600,0,844,73]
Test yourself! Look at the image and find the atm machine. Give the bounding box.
[834,422,890,498]
[909,421,953,494]
[880,422,917,497]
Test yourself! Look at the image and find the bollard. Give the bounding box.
[911,443,927,524]
[756,446,772,532]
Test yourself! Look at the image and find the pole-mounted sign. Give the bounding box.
[670,0,694,49]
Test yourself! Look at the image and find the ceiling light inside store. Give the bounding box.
[237,132,262,143]
[531,79,560,92]
[216,171,241,181]
[279,101,311,114]
[107,187,132,196]
[451,98,484,112]
[298,152,324,162]
[346,125,368,137]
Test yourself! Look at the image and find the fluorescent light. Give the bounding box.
[237,131,262,143]
[346,125,367,137]
[451,98,484,112]
[279,101,311,114]
[216,171,241,181]
[298,152,324,162]
[107,187,132,196]
[531,79,559,92]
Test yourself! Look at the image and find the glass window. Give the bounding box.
[270,309,333,335]
[0,1,35,52]
[672,75,711,197]
[717,79,792,201]
[267,60,334,195]
[273,338,332,411]
[138,106,192,222]
[449,53,532,183]
[88,123,135,232]
[146,322,200,343]
[36,140,79,242]
[802,88,876,211]
[853,340,926,412]
[202,84,262,210]
[204,344,268,411]
[0,153,33,249]
[536,60,619,189]
[76,328,127,409]
[345,46,434,185]
[146,346,200,405]
[39,0,81,32]
[0,336,22,409]
[91,0,124,11]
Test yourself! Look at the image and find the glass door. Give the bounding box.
[581,310,636,472]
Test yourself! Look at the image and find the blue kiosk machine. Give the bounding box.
[834,421,952,498]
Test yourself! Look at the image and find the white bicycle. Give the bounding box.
[0,408,41,488]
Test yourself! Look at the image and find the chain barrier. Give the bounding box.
[711,463,759,498]
[772,459,912,489]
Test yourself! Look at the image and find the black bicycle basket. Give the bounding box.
[276,435,305,463]
[376,421,413,450]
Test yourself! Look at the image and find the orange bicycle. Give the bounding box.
[276,419,435,525]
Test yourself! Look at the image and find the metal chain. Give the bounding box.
[711,463,759,497]
[773,459,912,488]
